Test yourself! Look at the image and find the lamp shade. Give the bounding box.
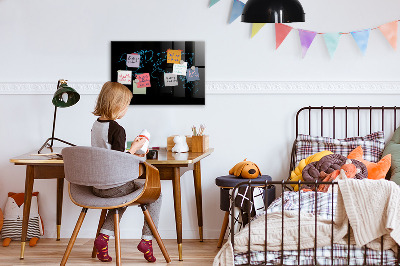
[241,0,305,23]
[52,84,80,108]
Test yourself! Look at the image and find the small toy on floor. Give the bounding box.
[0,207,3,233]
[1,192,44,247]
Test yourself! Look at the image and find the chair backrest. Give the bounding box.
[62,146,145,187]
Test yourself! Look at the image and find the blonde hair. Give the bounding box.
[93,82,133,120]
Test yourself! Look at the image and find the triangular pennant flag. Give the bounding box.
[351,29,370,55]
[229,0,245,24]
[209,0,220,7]
[298,29,317,58]
[275,23,293,49]
[251,23,266,38]
[323,33,341,58]
[378,21,398,50]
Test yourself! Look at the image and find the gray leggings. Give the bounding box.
[92,180,162,240]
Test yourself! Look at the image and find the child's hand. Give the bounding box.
[134,149,149,157]
[129,137,147,155]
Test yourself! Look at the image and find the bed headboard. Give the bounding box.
[295,106,400,138]
[290,106,400,179]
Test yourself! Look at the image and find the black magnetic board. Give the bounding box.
[111,41,205,105]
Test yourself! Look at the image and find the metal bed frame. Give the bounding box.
[230,106,400,266]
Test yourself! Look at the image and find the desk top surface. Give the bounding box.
[10,147,214,166]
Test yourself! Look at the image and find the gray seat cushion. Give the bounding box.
[69,180,145,208]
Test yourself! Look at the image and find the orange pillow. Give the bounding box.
[347,146,391,180]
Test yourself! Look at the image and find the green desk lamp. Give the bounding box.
[38,79,80,154]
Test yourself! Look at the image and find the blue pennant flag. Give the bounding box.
[351,29,371,55]
[323,33,341,58]
[229,0,245,24]
[209,0,221,7]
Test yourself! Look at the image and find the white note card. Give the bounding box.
[173,62,188,76]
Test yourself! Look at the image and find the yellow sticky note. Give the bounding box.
[167,49,182,64]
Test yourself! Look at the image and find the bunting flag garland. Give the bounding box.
[378,21,398,50]
[251,23,266,38]
[229,0,245,24]
[209,0,220,7]
[298,29,317,58]
[275,23,293,49]
[207,5,400,57]
[323,33,341,58]
[351,29,370,55]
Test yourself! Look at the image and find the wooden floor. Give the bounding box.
[0,239,221,265]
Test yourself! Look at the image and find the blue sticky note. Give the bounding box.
[186,67,200,82]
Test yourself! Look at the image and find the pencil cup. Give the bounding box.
[191,135,209,153]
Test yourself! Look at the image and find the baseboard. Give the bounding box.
[1,81,399,95]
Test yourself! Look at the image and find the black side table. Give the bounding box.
[215,175,275,248]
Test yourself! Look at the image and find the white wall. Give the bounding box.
[1,0,400,240]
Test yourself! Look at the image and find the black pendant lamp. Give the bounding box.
[241,0,305,23]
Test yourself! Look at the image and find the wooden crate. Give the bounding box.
[167,135,192,151]
[191,135,209,153]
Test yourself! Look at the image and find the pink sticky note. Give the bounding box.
[136,73,151,88]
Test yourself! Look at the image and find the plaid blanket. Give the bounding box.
[266,190,336,220]
[234,191,397,265]
[235,244,397,265]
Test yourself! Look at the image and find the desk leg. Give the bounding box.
[172,167,183,261]
[20,165,35,259]
[56,178,64,241]
[193,161,203,242]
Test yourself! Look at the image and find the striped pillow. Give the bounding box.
[294,131,385,166]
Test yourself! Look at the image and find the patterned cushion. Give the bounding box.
[295,131,385,166]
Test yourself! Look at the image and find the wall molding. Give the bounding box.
[1,81,400,95]
[207,81,400,94]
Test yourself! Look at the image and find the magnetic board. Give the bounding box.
[111,41,205,105]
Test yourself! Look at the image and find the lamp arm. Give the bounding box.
[50,79,61,148]
[50,105,57,148]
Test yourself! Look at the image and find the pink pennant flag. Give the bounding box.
[378,21,398,50]
[298,29,318,58]
[275,23,293,49]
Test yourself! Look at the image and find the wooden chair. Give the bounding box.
[60,146,171,265]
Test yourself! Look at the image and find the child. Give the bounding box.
[91,81,162,263]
